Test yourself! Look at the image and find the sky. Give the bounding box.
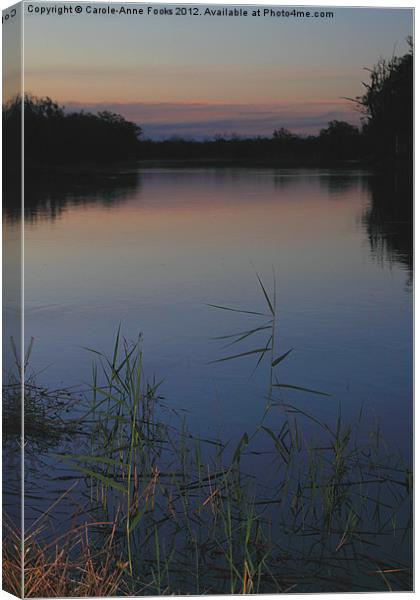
[21,4,413,139]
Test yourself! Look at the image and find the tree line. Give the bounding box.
[138,120,361,165]
[3,39,412,168]
[3,94,141,165]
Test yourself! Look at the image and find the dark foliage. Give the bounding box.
[318,120,361,160]
[5,96,363,167]
[138,121,364,165]
[352,37,413,166]
[3,94,142,165]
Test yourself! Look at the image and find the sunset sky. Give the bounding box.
[22,4,413,139]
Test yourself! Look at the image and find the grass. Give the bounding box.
[2,275,413,596]
[3,514,127,597]
[3,337,83,454]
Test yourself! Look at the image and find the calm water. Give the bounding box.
[5,167,413,456]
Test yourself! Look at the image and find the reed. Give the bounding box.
[3,513,127,598]
[3,275,412,595]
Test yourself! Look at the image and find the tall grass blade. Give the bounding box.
[256,273,275,316]
[55,453,131,468]
[252,335,273,374]
[233,433,249,463]
[206,303,266,316]
[128,506,147,534]
[61,463,128,494]
[271,348,293,367]
[212,326,271,342]
[210,347,271,364]
[273,384,331,397]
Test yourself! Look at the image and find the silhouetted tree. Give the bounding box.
[354,38,413,166]
[273,127,296,140]
[3,94,23,168]
[3,94,142,165]
[319,120,361,160]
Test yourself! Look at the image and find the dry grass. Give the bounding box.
[3,516,127,598]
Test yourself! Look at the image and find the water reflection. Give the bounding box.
[4,166,141,223]
[4,165,413,524]
[363,174,413,279]
[8,166,413,279]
